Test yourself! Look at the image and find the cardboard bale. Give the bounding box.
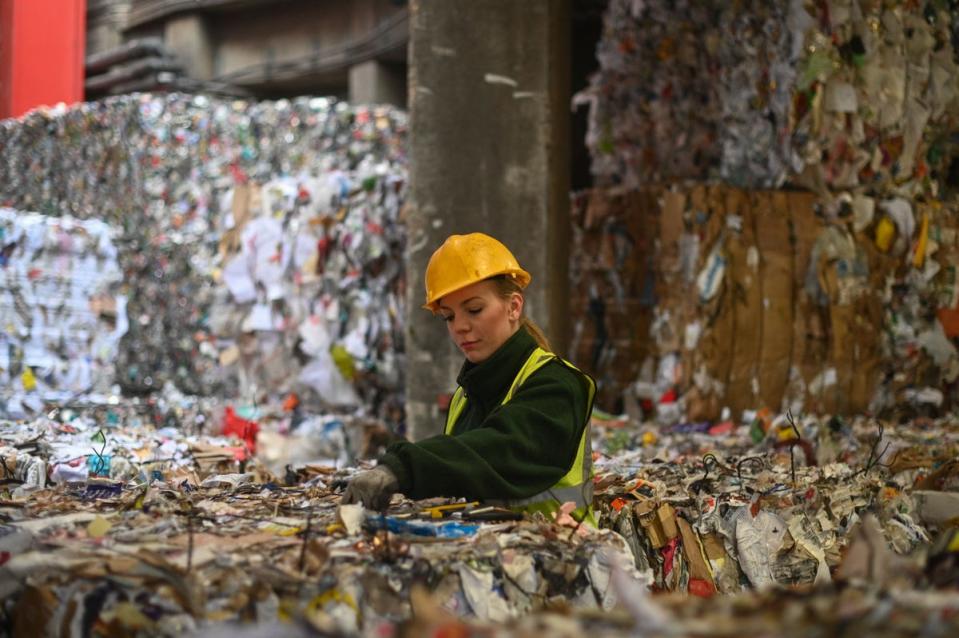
[569,189,657,410]
[755,191,795,412]
[725,188,763,418]
[787,191,825,412]
[684,186,734,421]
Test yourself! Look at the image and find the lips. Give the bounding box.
[460,341,478,351]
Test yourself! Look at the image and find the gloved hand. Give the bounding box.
[341,465,399,510]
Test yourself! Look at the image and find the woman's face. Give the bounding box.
[437,280,522,363]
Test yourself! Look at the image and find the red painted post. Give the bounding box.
[0,0,86,120]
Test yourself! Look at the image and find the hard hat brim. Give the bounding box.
[423,268,531,312]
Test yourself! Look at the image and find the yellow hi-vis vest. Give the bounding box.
[444,347,597,525]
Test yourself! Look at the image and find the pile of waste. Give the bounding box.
[592,412,959,595]
[1,398,956,636]
[0,95,407,424]
[0,402,644,636]
[380,578,959,638]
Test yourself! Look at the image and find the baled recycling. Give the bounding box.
[1,94,407,423]
[571,0,959,421]
[570,185,959,422]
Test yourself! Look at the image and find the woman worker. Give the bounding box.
[342,233,596,523]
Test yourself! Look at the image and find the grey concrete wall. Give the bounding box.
[87,0,133,56]
[208,0,407,91]
[122,0,408,96]
[165,14,214,80]
[349,60,407,107]
[405,0,571,440]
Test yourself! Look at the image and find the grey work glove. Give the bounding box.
[341,465,399,511]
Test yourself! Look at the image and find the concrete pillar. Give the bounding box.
[405,0,571,440]
[165,13,214,81]
[349,60,407,107]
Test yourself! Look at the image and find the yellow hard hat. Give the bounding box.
[423,233,531,311]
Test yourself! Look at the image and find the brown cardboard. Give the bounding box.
[826,301,856,415]
[685,385,722,422]
[657,502,680,541]
[660,189,686,250]
[681,184,733,420]
[849,294,883,411]
[704,184,728,247]
[755,191,794,411]
[788,191,824,410]
[585,189,612,229]
[623,190,652,298]
[219,181,253,257]
[700,532,728,561]
[633,500,668,549]
[693,232,735,419]
[688,183,708,215]
[89,293,118,318]
[726,191,763,418]
[677,516,713,582]
[694,229,735,420]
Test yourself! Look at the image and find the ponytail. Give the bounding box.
[521,317,553,352]
[490,275,553,352]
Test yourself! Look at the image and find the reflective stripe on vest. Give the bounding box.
[444,347,596,511]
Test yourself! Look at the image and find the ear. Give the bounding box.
[508,292,524,320]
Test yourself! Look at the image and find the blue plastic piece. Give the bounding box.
[365,514,480,538]
[87,453,111,477]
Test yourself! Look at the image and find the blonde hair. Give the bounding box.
[489,276,552,352]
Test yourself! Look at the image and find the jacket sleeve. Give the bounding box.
[377,362,590,501]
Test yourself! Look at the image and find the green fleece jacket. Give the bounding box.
[378,328,593,501]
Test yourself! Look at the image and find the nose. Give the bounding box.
[451,313,470,334]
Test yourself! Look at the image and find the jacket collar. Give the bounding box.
[456,328,537,409]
